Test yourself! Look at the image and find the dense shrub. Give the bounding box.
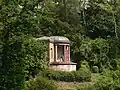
[0,36,47,89]
[70,38,119,72]
[43,69,91,82]
[22,36,47,79]
[26,76,57,90]
[0,36,27,90]
[75,69,120,90]
[94,69,114,90]
[94,69,120,90]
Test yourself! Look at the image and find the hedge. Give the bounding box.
[26,76,57,90]
[42,69,91,82]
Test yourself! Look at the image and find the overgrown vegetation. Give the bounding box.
[23,37,47,79]
[42,68,91,82]
[1,0,120,89]
[26,76,57,90]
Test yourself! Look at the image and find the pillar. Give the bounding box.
[65,45,70,63]
[55,45,57,62]
[64,45,66,62]
[68,45,70,62]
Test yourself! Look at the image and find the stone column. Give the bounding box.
[68,45,70,62]
[55,45,57,62]
[65,45,70,63]
[66,45,69,62]
[64,45,66,62]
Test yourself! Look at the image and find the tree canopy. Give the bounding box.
[1,0,120,89]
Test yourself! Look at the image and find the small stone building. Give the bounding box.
[37,36,76,71]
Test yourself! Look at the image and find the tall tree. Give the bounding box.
[0,0,44,89]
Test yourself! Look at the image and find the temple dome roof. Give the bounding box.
[37,36,70,43]
[49,36,70,43]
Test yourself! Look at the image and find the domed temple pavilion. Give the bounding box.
[37,36,76,71]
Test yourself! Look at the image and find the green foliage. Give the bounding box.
[71,38,111,72]
[22,36,47,79]
[75,68,120,90]
[0,36,26,90]
[95,69,114,90]
[80,61,90,70]
[0,35,47,89]
[80,38,109,71]
[79,61,91,76]
[1,0,120,89]
[92,66,99,73]
[94,69,120,90]
[72,38,120,72]
[26,76,57,90]
[43,69,91,82]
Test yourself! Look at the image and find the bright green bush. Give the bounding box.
[26,76,57,90]
[43,69,91,82]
